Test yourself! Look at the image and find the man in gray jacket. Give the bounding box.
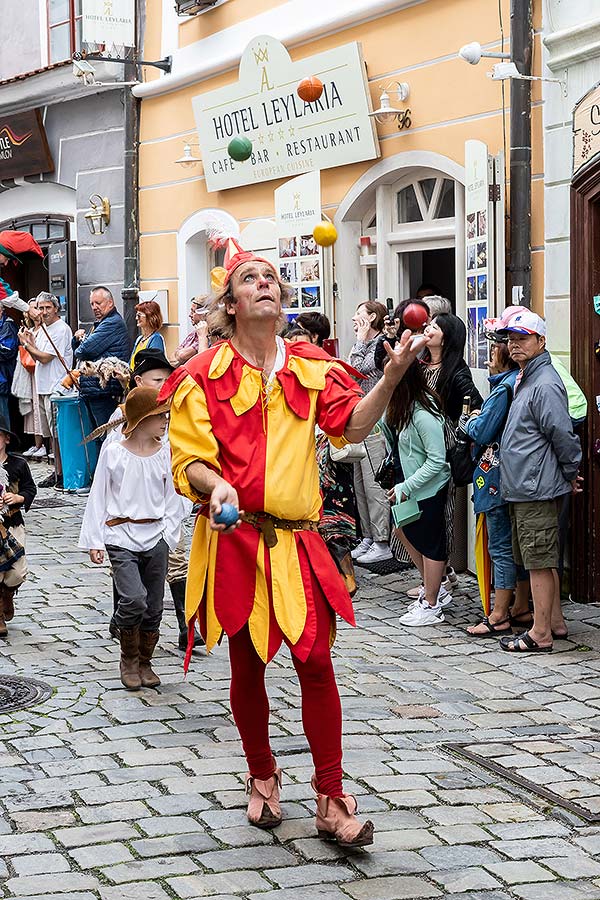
[498,310,582,653]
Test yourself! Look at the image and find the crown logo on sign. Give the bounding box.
[253,44,269,65]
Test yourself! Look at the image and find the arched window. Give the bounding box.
[396,176,456,225]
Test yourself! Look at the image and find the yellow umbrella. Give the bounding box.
[475,512,492,616]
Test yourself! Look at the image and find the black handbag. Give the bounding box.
[446,425,476,487]
[373,425,401,490]
[374,455,397,490]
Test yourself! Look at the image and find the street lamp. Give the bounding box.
[174,143,202,168]
[368,84,411,128]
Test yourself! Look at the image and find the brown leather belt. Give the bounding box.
[242,512,318,548]
[105,517,159,527]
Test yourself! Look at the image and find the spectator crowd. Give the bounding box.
[0,239,587,849]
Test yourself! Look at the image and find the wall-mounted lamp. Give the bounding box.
[457,41,511,66]
[84,194,111,235]
[174,143,202,168]
[369,83,411,128]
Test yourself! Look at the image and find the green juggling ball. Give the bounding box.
[228,136,253,162]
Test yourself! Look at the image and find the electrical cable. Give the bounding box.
[499,0,508,209]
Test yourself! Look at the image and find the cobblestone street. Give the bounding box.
[2,482,600,900]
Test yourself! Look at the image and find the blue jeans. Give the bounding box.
[486,504,527,590]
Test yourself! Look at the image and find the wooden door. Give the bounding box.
[571,162,600,602]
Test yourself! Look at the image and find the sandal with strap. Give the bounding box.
[245,767,282,829]
[509,611,534,628]
[500,631,553,653]
[466,616,512,637]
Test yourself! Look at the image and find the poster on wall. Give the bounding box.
[465,139,495,369]
[274,171,324,315]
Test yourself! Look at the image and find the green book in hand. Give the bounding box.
[391,499,422,529]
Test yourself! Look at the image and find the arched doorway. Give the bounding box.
[177,209,240,340]
[334,151,465,355]
[0,182,77,322]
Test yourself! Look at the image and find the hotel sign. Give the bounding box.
[193,35,380,193]
[0,110,54,181]
[573,82,600,177]
[82,0,135,47]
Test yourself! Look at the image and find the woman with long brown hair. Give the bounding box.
[386,360,451,627]
[130,300,165,369]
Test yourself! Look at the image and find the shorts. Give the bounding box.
[38,394,55,438]
[509,498,562,571]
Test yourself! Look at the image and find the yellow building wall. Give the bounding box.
[139,0,544,323]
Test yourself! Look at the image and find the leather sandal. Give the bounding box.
[466,616,511,637]
[245,767,282,829]
[311,774,374,848]
[509,610,534,628]
[500,630,552,653]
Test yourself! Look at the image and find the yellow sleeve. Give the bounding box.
[168,376,221,503]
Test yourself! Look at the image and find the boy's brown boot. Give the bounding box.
[119,626,141,690]
[3,586,15,622]
[139,631,161,688]
[0,607,7,637]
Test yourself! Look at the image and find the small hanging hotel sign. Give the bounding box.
[193,35,380,192]
[573,81,600,177]
[82,0,135,47]
[0,110,54,181]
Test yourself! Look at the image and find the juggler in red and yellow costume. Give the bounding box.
[164,337,363,796]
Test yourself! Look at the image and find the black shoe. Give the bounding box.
[178,629,204,651]
[38,472,56,488]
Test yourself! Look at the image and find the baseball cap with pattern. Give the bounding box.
[498,307,547,337]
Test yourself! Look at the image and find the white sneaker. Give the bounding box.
[400,598,445,627]
[408,585,452,610]
[356,542,393,564]
[22,446,37,457]
[30,446,47,459]
[351,538,373,560]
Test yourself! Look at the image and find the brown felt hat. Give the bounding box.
[122,386,170,436]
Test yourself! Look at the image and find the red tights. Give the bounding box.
[228,583,343,798]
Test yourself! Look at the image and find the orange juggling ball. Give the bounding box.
[297,76,324,103]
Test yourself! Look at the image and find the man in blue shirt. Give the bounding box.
[72,286,131,430]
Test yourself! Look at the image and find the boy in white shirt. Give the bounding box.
[79,387,182,690]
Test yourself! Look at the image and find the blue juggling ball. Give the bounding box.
[214,503,239,527]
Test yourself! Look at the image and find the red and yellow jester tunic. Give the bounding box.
[164,339,364,665]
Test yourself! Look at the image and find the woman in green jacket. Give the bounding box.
[387,360,451,627]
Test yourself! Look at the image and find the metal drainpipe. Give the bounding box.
[509,0,533,308]
[121,0,142,343]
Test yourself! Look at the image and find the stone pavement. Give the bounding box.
[2,479,600,900]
